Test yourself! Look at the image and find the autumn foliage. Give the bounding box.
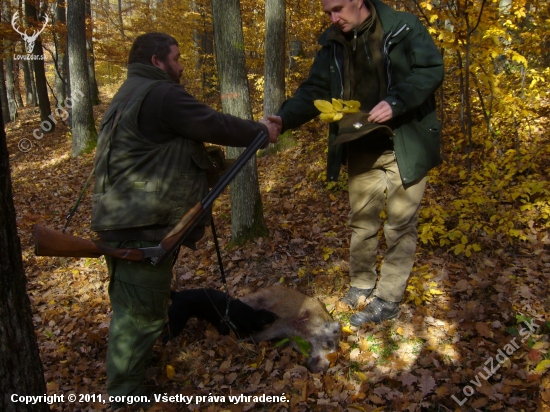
[3,0,550,411]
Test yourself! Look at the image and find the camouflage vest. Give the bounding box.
[91,69,212,231]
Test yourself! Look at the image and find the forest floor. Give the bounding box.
[5,100,550,412]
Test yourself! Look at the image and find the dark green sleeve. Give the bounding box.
[277,48,333,132]
[383,17,444,118]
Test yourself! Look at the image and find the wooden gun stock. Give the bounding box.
[34,224,144,261]
[157,202,204,261]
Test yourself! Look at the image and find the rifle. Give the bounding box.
[35,131,269,266]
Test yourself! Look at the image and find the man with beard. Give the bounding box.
[91,33,279,410]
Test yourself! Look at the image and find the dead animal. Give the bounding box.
[240,285,341,373]
[165,288,278,341]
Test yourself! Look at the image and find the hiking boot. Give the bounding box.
[341,286,374,308]
[350,297,400,326]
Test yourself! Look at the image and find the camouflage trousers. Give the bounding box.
[347,151,427,303]
[104,240,173,399]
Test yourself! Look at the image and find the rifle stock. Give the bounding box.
[157,202,204,262]
[34,224,144,261]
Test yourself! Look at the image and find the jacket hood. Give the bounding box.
[127,63,174,82]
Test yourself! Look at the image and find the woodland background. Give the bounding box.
[1,0,550,411]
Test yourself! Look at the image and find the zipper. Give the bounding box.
[392,24,408,39]
[333,46,344,99]
[362,34,371,65]
[382,24,409,92]
[353,29,358,51]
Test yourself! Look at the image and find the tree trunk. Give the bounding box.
[4,55,17,122]
[117,0,125,42]
[264,0,286,118]
[14,62,24,108]
[25,1,52,128]
[211,0,268,244]
[0,101,50,412]
[68,0,97,156]
[2,2,17,121]
[0,62,11,124]
[85,0,100,105]
[54,0,67,104]
[21,60,36,106]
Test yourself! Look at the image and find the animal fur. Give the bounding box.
[240,286,341,373]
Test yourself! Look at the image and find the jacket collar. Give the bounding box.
[127,63,174,82]
[319,0,404,46]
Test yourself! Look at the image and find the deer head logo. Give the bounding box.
[12,11,49,54]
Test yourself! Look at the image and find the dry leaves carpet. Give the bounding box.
[5,103,550,412]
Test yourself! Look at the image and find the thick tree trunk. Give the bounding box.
[25,1,52,128]
[68,0,97,156]
[211,0,268,244]
[5,54,18,122]
[264,0,286,118]
[0,101,50,412]
[54,0,67,104]
[0,62,11,124]
[85,0,100,105]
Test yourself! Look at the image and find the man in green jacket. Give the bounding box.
[269,0,444,325]
[92,33,278,410]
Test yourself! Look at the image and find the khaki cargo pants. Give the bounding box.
[347,151,427,303]
[105,240,173,399]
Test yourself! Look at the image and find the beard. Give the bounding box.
[165,65,182,83]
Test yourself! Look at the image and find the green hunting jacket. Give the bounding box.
[278,0,444,184]
[91,64,267,240]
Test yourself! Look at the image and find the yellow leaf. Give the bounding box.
[342,326,353,335]
[355,371,368,381]
[341,106,360,113]
[166,364,175,379]
[532,342,548,350]
[396,326,404,335]
[320,113,336,122]
[332,98,344,111]
[333,112,344,121]
[279,277,285,283]
[345,100,361,108]
[314,100,335,113]
[535,360,550,373]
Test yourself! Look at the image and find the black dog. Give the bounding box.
[165,289,277,341]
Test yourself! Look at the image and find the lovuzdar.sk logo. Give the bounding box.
[12,11,49,60]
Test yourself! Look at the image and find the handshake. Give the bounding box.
[259,115,283,145]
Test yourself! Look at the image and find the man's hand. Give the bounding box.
[259,118,281,144]
[368,101,393,123]
[267,115,283,135]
